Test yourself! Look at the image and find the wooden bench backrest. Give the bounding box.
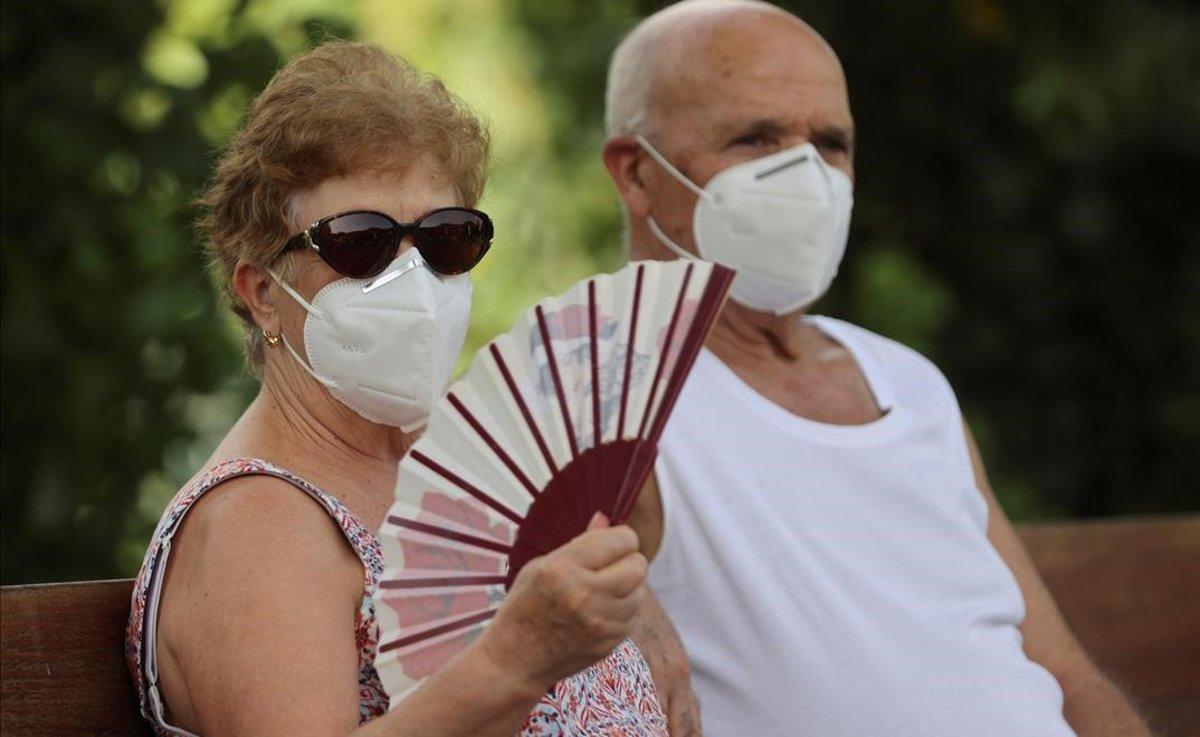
[2,579,151,735]
[1017,516,1199,736]
[2,515,1198,736]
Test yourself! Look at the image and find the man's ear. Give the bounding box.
[602,136,652,219]
[233,259,280,334]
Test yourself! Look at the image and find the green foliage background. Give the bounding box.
[2,0,1197,584]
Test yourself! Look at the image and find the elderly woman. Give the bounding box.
[126,42,671,736]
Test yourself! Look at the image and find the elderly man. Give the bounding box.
[604,1,1151,735]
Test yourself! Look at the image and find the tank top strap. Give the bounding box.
[126,458,386,735]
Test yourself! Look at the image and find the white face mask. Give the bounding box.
[268,249,472,432]
[636,134,854,315]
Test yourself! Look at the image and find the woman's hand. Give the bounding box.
[478,512,648,695]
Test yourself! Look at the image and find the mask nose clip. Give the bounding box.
[361,250,427,294]
[754,153,810,180]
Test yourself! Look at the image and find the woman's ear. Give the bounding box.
[602,136,652,219]
[233,259,279,334]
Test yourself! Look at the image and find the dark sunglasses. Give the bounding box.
[280,207,493,279]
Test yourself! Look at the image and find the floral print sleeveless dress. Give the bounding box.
[126,458,667,736]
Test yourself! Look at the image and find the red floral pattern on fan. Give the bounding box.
[542,302,607,341]
[532,301,641,450]
[656,298,699,387]
[388,490,509,679]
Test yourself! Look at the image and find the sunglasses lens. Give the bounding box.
[314,211,398,278]
[413,209,493,275]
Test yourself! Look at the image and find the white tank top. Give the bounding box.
[649,316,1076,737]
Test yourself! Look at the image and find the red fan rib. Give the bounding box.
[446,390,577,538]
[534,304,579,459]
[613,441,655,523]
[614,264,735,523]
[587,279,602,516]
[410,449,523,526]
[617,264,645,438]
[387,515,512,555]
[636,263,694,439]
[378,608,498,654]
[646,263,735,442]
[379,574,507,589]
[447,392,541,499]
[489,344,558,474]
[588,279,601,449]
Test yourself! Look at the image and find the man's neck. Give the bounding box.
[705,301,886,424]
[705,299,835,375]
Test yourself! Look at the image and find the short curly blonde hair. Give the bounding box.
[198,40,491,372]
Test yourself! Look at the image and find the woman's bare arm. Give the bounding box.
[159,477,543,736]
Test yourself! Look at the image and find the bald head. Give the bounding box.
[605,0,844,138]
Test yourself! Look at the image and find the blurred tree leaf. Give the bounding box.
[0,0,352,583]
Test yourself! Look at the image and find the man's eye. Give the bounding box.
[729,132,774,148]
[813,136,850,154]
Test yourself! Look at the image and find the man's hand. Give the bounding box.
[626,469,700,733]
[630,588,702,736]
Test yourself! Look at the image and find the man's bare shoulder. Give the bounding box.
[810,315,959,407]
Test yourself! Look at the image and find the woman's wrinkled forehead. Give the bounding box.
[289,161,462,231]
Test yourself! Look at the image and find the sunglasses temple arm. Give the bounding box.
[279,230,312,255]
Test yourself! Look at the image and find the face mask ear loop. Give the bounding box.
[398,415,430,434]
[278,333,338,389]
[634,134,713,202]
[267,268,326,319]
[264,268,336,388]
[647,217,698,261]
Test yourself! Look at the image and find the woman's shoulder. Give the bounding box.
[142,458,366,621]
[168,461,364,580]
[161,458,360,543]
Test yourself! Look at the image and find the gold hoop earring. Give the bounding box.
[263,330,281,347]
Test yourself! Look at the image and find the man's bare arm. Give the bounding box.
[626,473,702,736]
[964,422,1151,736]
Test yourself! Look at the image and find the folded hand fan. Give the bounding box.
[375,259,734,700]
